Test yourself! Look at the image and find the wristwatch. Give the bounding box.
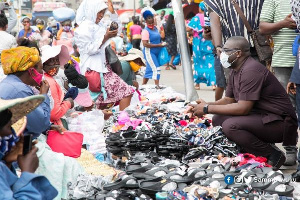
[203,104,209,114]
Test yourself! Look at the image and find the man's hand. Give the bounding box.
[282,13,297,29]
[196,99,207,104]
[39,80,50,94]
[287,82,297,95]
[50,125,67,134]
[18,147,39,173]
[191,103,206,118]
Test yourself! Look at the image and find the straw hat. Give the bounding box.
[0,95,45,125]
[119,48,146,66]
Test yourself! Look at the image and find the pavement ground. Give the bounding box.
[137,65,299,175]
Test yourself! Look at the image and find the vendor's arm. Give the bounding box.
[209,12,222,56]
[7,6,17,33]
[259,0,296,35]
[142,29,164,48]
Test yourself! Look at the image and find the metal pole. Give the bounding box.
[133,0,136,16]
[171,0,198,102]
[18,0,22,33]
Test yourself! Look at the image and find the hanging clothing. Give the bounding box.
[188,14,216,86]
[142,26,162,80]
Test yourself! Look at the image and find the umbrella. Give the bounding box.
[156,8,173,15]
[183,2,199,19]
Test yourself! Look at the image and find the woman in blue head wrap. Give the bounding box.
[187,2,216,90]
[141,9,165,88]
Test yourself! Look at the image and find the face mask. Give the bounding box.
[37,25,44,31]
[129,61,141,72]
[47,67,58,76]
[63,26,71,32]
[220,51,238,68]
[28,68,43,86]
[147,24,155,29]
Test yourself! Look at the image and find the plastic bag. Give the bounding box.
[173,54,181,65]
[159,47,170,66]
[126,43,133,52]
[53,7,76,22]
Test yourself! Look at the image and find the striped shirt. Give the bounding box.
[204,0,264,46]
[260,0,297,68]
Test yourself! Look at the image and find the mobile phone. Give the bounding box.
[109,21,118,31]
[23,135,32,155]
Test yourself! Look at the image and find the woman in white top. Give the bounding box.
[74,0,133,111]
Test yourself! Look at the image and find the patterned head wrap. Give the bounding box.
[1,46,41,75]
[199,2,206,12]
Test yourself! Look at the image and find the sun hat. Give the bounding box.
[119,48,146,66]
[41,45,70,66]
[0,95,45,125]
[11,117,27,136]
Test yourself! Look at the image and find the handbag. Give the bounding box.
[47,130,83,158]
[105,45,123,75]
[231,0,273,63]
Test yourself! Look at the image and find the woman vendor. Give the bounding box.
[41,45,74,126]
[74,0,134,111]
[0,46,51,138]
[141,10,166,88]
[0,95,58,199]
[53,20,74,54]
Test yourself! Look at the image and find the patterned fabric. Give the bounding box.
[204,0,264,46]
[291,0,300,30]
[1,47,40,75]
[260,0,297,68]
[163,23,178,56]
[95,65,134,106]
[0,129,18,161]
[188,15,216,86]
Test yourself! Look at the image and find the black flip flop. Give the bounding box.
[139,177,178,195]
[103,175,139,191]
[264,182,294,196]
[132,167,169,180]
[126,163,154,174]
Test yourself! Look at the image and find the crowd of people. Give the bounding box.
[0,0,300,198]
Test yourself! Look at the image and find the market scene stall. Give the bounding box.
[0,0,300,199]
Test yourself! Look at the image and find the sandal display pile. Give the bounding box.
[69,86,298,199]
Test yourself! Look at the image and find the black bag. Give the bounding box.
[231,0,273,62]
[105,45,123,75]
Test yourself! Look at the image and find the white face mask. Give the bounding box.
[220,51,239,68]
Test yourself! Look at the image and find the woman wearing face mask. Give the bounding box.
[17,16,35,39]
[41,45,74,127]
[53,20,74,54]
[141,10,166,89]
[31,18,51,48]
[0,46,51,139]
[74,0,134,111]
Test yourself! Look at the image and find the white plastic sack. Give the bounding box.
[53,7,76,22]
[67,110,106,154]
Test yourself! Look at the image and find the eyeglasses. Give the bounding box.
[222,48,241,53]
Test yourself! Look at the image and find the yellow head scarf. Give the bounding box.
[1,46,41,75]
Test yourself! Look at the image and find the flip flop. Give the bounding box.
[125,163,154,174]
[167,168,208,183]
[264,182,294,196]
[139,177,178,195]
[103,175,139,190]
[132,167,169,180]
[170,64,177,70]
